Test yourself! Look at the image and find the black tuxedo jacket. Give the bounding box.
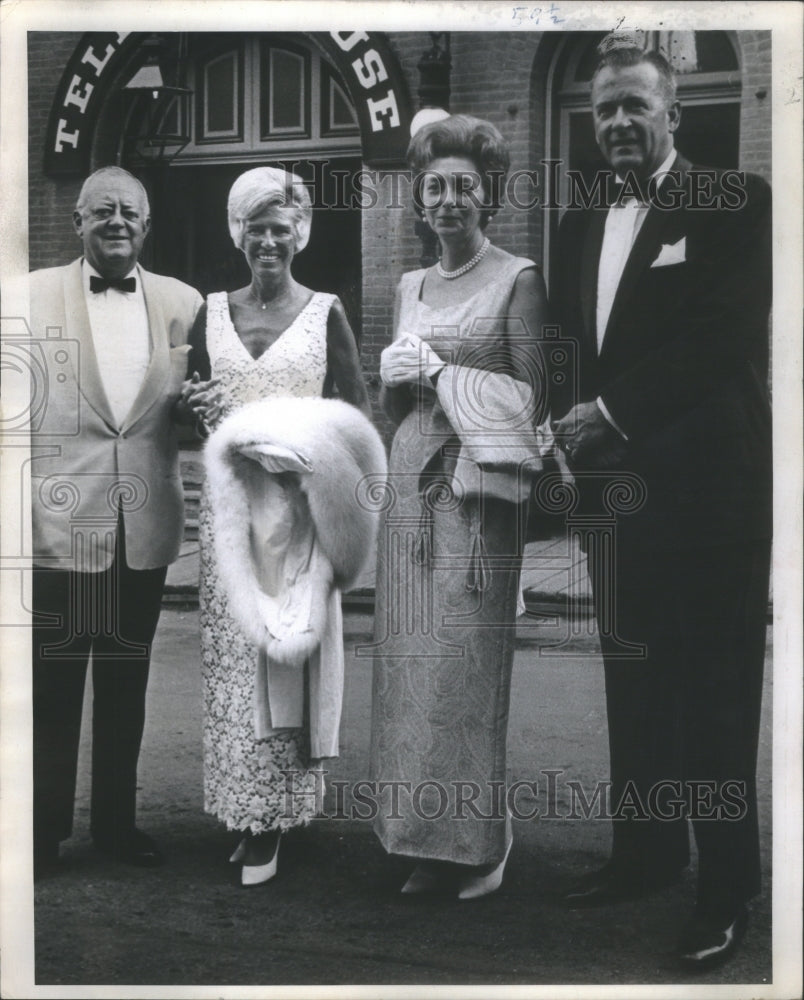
[551,154,772,550]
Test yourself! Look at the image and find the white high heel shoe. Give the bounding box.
[241,832,280,887]
[457,836,513,900]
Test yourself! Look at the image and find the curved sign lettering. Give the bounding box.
[312,32,413,165]
[42,32,138,176]
[43,30,413,176]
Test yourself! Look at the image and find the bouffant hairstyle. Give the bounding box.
[227,167,313,252]
[592,45,677,106]
[407,114,510,227]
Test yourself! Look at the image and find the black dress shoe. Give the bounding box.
[563,862,684,907]
[93,828,164,868]
[677,904,748,970]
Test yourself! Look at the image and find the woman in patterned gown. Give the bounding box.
[178,167,370,886]
[370,115,549,899]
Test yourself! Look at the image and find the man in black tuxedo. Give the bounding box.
[550,45,771,969]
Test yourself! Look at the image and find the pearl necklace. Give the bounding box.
[436,237,490,280]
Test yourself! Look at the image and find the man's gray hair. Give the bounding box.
[75,166,151,215]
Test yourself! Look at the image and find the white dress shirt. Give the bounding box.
[82,261,151,427]
[595,148,677,438]
[596,147,677,351]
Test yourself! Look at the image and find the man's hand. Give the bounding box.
[552,401,628,470]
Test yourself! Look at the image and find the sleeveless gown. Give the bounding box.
[200,290,335,834]
[370,256,537,866]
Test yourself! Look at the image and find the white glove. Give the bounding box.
[380,333,445,387]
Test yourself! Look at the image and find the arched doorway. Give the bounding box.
[45,30,413,345]
[133,34,364,334]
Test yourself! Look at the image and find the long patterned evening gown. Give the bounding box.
[370,257,538,866]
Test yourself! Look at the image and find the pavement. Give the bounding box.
[29,450,776,991]
[31,604,773,990]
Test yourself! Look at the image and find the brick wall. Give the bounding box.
[450,31,542,265]
[28,33,86,271]
[359,172,421,426]
[738,31,772,180]
[358,34,432,434]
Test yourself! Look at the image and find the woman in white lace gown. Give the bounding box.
[178,168,369,885]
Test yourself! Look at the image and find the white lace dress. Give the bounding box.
[199,290,334,833]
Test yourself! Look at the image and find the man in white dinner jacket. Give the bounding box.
[29,166,202,875]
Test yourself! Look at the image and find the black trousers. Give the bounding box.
[32,534,167,849]
[589,535,770,916]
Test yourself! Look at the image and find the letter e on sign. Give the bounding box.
[367,91,400,132]
[63,75,95,114]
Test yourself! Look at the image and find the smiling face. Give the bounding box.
[73,174,150,277]
[420,156,486,244]
[240,204,297,279]
[592,61,680,179]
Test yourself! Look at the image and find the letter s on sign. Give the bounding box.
[352,50,389,89]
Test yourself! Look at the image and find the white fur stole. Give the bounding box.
[204,397,386,665]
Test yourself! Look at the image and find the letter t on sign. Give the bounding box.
[54,119,80,152]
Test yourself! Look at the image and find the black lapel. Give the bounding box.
[599,153,690,360]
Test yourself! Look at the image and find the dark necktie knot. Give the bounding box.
[90,274,136,294]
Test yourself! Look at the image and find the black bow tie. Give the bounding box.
[89,275,136,294]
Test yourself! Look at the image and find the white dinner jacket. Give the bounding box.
[28,258,202,572]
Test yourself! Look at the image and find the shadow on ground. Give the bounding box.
[34,612,772,989]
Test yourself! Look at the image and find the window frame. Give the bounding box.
[260,40,311,140]
[195,41,245,145]
[177,36,361,164]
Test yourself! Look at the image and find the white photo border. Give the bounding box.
[1,2,801,998]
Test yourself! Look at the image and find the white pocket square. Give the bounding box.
[651,237,686,268]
